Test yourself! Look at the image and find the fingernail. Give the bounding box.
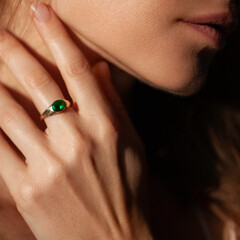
[30,1,51,23]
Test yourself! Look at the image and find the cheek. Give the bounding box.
[131,23,216,96]
[55,0,215,96]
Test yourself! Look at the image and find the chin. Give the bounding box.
[166,79,206,97]
[163,74,207,97]
[136,64,209,97]
[115,43,214,98]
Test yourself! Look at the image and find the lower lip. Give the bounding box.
[182,21,226,49]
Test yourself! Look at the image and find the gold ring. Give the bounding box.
[40,99,71,120]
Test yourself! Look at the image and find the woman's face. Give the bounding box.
[52,0,238,96]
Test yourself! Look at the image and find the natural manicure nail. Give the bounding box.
[30,2,51,22]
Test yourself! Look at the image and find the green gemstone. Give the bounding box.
[52,100,66,112]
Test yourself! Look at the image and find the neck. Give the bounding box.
[0,1,137,122]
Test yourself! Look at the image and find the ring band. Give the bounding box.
[40,99,71,120]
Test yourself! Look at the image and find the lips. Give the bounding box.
[183,21,226,49]
[180,11,238,50]
[183,12,238,37]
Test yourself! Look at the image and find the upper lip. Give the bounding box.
[183,12,239,37]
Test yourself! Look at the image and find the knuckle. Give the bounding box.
[45,162,71,190]
[24,70,51,91]
[68,133,85,148]
[63,57,90,79]
[68,135,91,159]
[46,161,67,181]
[0,35,19,64]
[17,163,68,209]
[61,133,93,168]
[100,118,119,142]
[17,182,40,208]
[0,104,24,126]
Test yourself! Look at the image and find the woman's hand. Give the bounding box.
[0,2,152,240]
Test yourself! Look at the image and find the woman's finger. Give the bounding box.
[92,61,140,136]
[0,84,47,161]
[30,2,114,121]
[0,29,77,130]
[0,129,26,198]
[92,62,130,121]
